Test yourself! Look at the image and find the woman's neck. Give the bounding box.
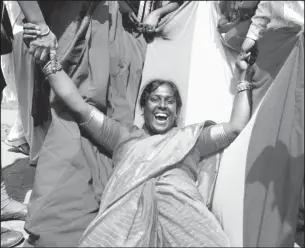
[142,124,153,136]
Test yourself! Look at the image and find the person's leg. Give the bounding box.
[1,168,27,221]
[5,111,30,155]
[1,83,26,247]
[13,33,46,164]
[23,112,101,247]
[1,66,27,220]
[1,43,28,153]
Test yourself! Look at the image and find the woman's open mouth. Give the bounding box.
[154,113,169,123]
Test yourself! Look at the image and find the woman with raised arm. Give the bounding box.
[28,45,256,246]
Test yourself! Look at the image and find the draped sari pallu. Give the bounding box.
[80,122,229,247]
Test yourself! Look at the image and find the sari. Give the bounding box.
[79,116,230,247]
[20,1,146,246]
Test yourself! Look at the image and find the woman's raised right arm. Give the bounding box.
[198,51,256,158]
[46,66,96,125]
[43,62,126,154]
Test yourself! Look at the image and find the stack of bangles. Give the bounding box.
[237,80,253,93]
[41,60,63,77]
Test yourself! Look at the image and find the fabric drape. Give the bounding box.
[21,2,146,246]
[80,122,229,247]
[134,1,304,246]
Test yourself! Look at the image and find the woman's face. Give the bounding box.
[143,84,178,135]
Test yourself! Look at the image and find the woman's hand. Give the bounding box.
[236,52,252,72]
[23,23,41,40]
[23,23,58,64]
[237,42,258,67]
[236,49,257,81]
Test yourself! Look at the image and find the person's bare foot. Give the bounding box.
[1,199,27,221]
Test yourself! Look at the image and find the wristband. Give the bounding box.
[42,61,63,77]
[39,25,50,37]
[237,80,253,93]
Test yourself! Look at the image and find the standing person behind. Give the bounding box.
[16,1,146,246]
[217,1,260,52]
[1,2,27,247]
[2,1,29,155]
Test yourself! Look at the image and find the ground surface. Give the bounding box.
[1,103,34,247]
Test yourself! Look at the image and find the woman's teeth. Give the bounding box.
[154,113,168,121]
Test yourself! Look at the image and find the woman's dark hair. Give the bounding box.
[139,79,183,113]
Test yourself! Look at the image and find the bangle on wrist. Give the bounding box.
[39,25,50,37]
[237,80,253,93]
[42,61,63,77]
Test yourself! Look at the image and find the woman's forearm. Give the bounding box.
[222,71,252,142]
[17,1,49,32]
[229,71,252,131]
[153,1,181,18]
[46,70,92,123]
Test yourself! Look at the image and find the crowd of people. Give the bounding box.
[1,1,304,247]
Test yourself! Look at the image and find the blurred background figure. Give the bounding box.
[1,1,28,247]
[1,1,29,155]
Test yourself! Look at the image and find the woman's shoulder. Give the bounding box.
[180,120,216,130]
[113,124,148,155]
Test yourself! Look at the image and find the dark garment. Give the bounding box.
[0,69,6,96]
[23,1,146,247]
[31,1,100,126]
[1,1,13,55]
[1,2,12,55]
[0,3,12,97]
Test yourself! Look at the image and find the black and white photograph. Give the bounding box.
[1,1,304,247]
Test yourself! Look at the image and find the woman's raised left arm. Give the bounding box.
[198,52,256,158]
[43,64,94,124]
[40,61,127,153]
